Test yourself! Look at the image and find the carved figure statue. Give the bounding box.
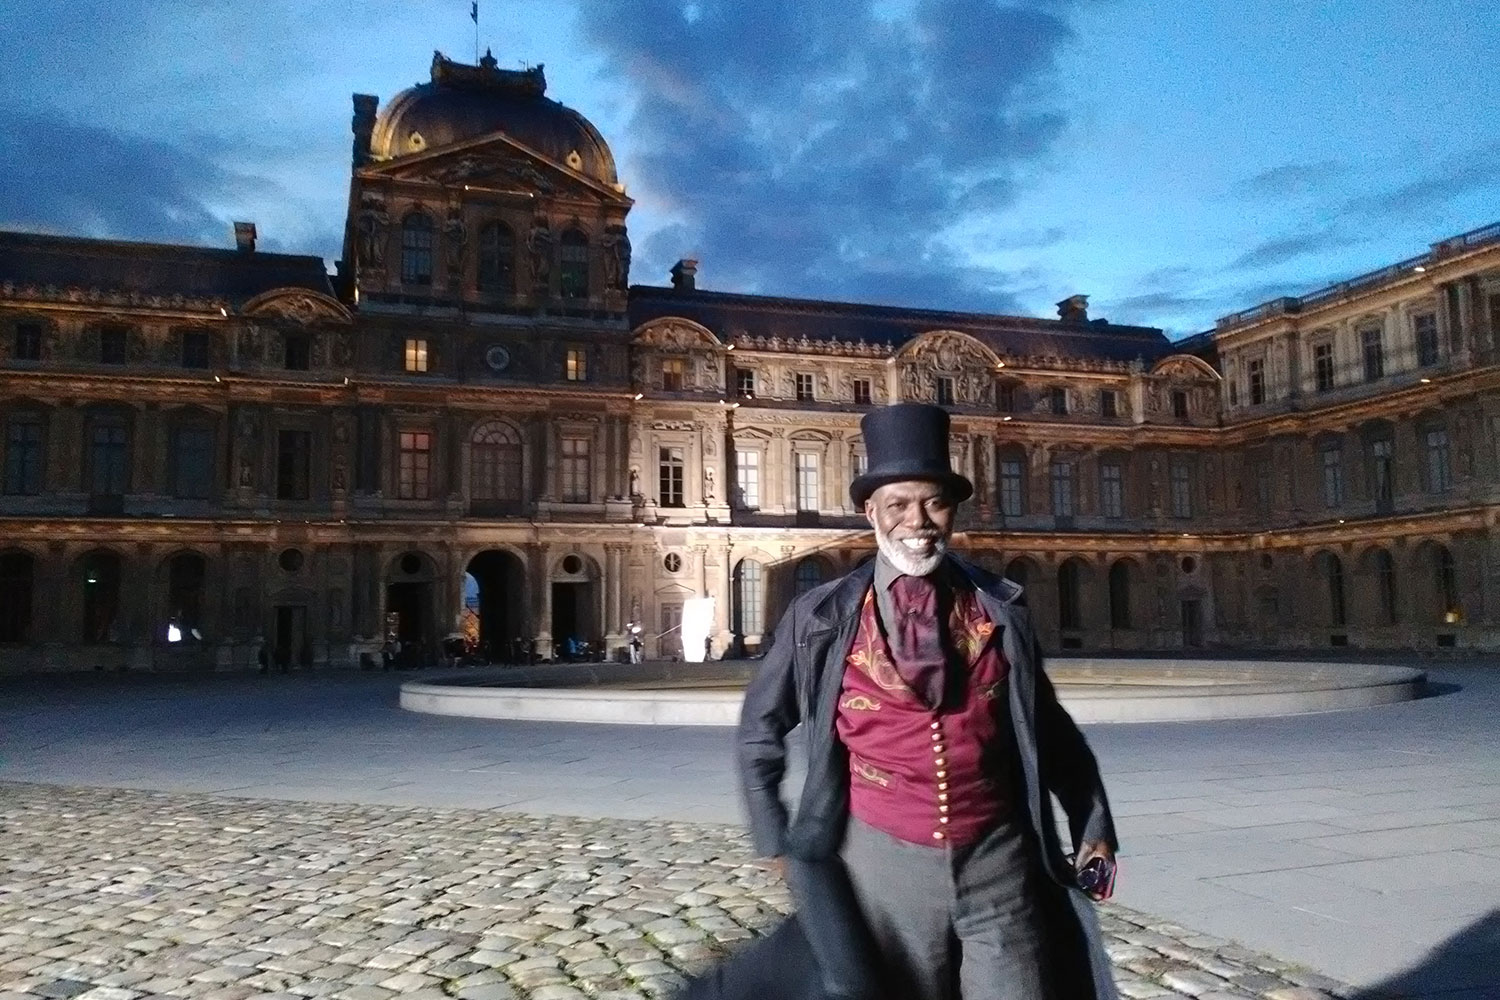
[356,197,389,269]
[528,216,552,294]
[601,225,632,291]
[444,208,467,275]
[629,466,641,498]
[703,466,716,503]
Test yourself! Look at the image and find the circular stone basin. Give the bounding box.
[399,658,1426,726]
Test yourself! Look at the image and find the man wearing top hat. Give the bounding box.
[737,402,1119,1000]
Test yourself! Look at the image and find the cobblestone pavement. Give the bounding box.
[0,783,1368,1000]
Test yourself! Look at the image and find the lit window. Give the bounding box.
[795,452,820,511]
[735,449,760,508]
[561,435,590,502]
[566,348,588,382]
[662,358,685,392]
[398,431,432,500]
[659,446,684,507]
[404,339,429,374]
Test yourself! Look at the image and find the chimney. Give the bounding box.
[1057,294,1089,323]
[352,93,378,167]
[233,222,258,252]
[670,258,698,291]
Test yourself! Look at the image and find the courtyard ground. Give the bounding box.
[3,661,1499,998]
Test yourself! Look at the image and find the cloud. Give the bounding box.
[580,0,1093,312]
[1227,227,1366,270]
[1344,139,1500,220]
[1233,160,1346,199]
[0,110,282,246]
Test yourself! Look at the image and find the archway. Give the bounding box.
[0,550,34,643]
[1004,556,1037,591]
[551,553,600,660]
[1313,551,1346,628]
[1108,559,1140,631]
[1414,541,1461,624]
[464,549,527,662]
[165,551,208,642]
[80,549,122,643]
[385,551,437,667]
[1057,557,1089,645]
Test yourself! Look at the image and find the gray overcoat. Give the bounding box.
[738,555,1120,1000]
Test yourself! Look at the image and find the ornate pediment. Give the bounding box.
[241,289,352,326]
[633,317,722,350]
[1151,354,1220,380]
[899,330,1000,370]
[365,134,629,204]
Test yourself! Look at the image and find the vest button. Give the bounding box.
[939,804,949,814]
[938,793,948,802]
[938,816,950,824]
[937,781,949,790]
[932,744,945,754]
[936,770,947,779]
[932,831,945,841]
[930,732,941,741]
[930,721,941,730]
[934,757,946,766]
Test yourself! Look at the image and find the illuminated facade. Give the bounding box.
[1,52,1498,671]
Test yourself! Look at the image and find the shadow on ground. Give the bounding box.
[1419,680,1463,700]
[1352,909,1500,999]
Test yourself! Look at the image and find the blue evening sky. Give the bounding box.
[2,0,1496,338]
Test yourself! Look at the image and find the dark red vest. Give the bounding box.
[836,583,1012,847]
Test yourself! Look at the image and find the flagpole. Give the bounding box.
[471,1,479,63]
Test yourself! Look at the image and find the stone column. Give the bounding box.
[528,542,552,659]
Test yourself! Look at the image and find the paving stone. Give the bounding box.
[1160,968,1230,996]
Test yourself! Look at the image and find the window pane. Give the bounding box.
[795,452,820,511]
[4,418,44,495]
[277,430,311,500]
[399,431,432,500]
[1100,463,1123,519]
[736,369,756,398]
[181,330,210,369]
[100,327,127,365]
[796,373,814,401]
[174,427,215,499]
[402,214,433,285]
[659,447,684,507]
[561,435,591,502]
[1000,459,1024,517]
[1321,447,1344,508]
[662,359,684,392]
[1050,461,1073,517]
[559,229,589,298]
[14,323,43,361]
[1426,429,1451,493]
[566,349,587,382]
[1415,313,1439,368]
[734,560,764,635]
[853,379,871,405]
[477,222,514,293]
[1314,343,1334,392]
[90,423,128,495]
[936,377,954,406]
[735,449,760,508]
[1170,460,1192,518]
[1362,327,1384,381]
[404,339,429,373]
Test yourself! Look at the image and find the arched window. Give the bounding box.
[1108,560,1132,630]
[733,559,765,636]
[81,550,122,643]
[477,222,515,293]
[559,228,590,299]
[0,550,34,643]
[167,552,207,640]
[1434,544,1459,621]
[1373,549,1398,625]
[794,558,826,596]
[470,422,523,513]
[401,213,434,285]
[1058,558,1083,630]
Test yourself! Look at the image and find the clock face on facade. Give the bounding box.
[484,345,512,372]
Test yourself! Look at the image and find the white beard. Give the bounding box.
[874,521,948,577]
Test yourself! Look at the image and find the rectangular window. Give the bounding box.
[100,327,127,365]
[1426,428,1452,493]
[1049,387,1068,416]
[659,446,684,507]
[662,358,684,392]
[795,452,820,511]
[1050,461,1074,517]
[1100,462,1124,519]
[284,334,311,372]
[998,383,1017,413]
[277,429,311,500]
[1415,312,1440,368]
[1248,359,1265,405]
[404,339,429,374]
[936,377,955,406]
[3,417,43,495]
[14,322,43,362]
[796,373,814,402]
[736,368,755,398]
[1172,391,1189,420]
[999,459,1024,517]
[172,426,215,500]
[852,379,872,406]
[181,330,209,369]
[90,421,129,496]
[1321,446,1344,508]
[1100,390,1117,418]
[735,449,760,508]
[560,435,591,502]
[565,347,587,382]
[1370,438,1394,510]
[1361,326,1384,382]
[398,431,432,500]
[1170,459,1193,518]
[851,451,867,478]
[1314,343,1334,392]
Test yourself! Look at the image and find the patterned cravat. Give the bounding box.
[888,573,948,708]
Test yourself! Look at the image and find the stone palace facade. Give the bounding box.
[2,51,1498,671]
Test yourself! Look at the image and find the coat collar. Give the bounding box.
[806,552,1023,631]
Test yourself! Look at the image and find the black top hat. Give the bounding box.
[850,403,973,508]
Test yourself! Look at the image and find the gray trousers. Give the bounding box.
[840,816,1048,1000]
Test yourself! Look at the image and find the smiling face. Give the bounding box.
[865,479,957,576]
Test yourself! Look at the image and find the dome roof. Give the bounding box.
[369,51,618,186]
